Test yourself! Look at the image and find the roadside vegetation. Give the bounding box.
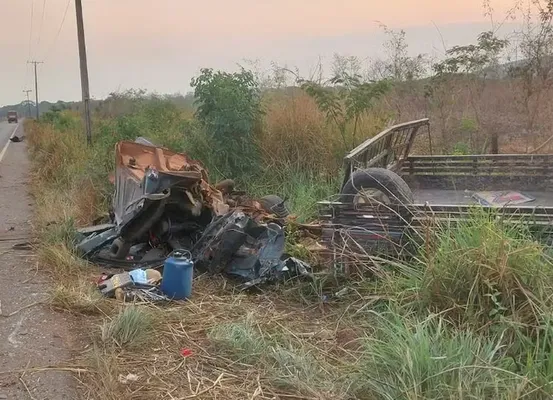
[25,2,553,399]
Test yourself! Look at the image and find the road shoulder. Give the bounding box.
[0,124,80,399]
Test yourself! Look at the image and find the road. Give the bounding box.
[0,120,79,399]
[0,120,20,162]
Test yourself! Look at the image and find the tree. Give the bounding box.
[368,26,429,120]
[332,54,362,82]
[509,0,553,152]
[190,68,262,176]
[369,25,428,82]
[433,31,508,153]
[300,64,389,150]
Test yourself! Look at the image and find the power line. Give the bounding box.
[27,0,34,61]
[43,0,71,61]
[24,63,31,93]
[36,0,47,49]
[25,0,35,90]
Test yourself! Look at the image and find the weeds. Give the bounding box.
[351,310,533,399]
[208,314,268,364]
[209,314,337,396]
[101,307,154,348]
[50,281,107,315]
[417,211,553,327]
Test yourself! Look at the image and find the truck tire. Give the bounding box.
[259,195,289,218]
[340,168,414,205]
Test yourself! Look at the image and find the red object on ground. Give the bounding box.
[180,348,192,358]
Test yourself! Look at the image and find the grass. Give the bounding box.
[352,310,532,400]
[101,307,155,348]
[208,313,335,395]
[25,87,553,399]
[50,281,108,315]
[417,211,553,327]
[244,167,339,222]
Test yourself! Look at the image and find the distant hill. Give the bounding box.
[482,56,553,79]
[0,100,79,120]
[0,92,196,120]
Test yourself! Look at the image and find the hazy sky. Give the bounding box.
[0,0,517,105]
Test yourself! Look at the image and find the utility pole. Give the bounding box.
[75,0,92,145]
[22,89,32,117]
[27,61,43,119]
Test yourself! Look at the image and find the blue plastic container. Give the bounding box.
[160,251,194,300]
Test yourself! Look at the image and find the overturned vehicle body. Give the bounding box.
[76,139,310,289]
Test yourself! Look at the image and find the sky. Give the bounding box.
[0,0,519,105]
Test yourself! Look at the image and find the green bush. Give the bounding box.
[41,109,80,132]
[452,141,471,155]
[191,68,262,179]
[360,210,553,331]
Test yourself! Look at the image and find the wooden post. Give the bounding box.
[75,0,92,145]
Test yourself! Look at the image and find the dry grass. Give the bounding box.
[261,91,339,173]
[50,280,110,315]
[261,90,390,174]
[73,274,365,400]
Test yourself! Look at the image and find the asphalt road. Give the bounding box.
[0,120,21,161]
[0,119,78,399]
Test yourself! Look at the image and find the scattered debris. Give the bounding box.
[180,348,193,358]
[79,138,311,296]
[97,268,171,303]
[192,210,312,289]
[118,373,139,384]
[9,135,24,143]
[472,191,535,206]
[12,242,33,251]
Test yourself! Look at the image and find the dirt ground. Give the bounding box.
[0,123,80,399]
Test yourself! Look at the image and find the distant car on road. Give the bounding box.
[7,111,18,124]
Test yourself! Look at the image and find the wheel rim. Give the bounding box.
[353,188,391,206]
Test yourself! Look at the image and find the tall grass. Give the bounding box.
[33,95,345,221]
[351,310,541,400]
[416,211,553,327]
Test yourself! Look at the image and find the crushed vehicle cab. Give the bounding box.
[319,118,553,264]
[7,111,18,123]
[76,138,310,290]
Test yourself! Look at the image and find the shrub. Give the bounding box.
[191,68,262,179]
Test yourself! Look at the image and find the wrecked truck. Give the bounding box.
[77,138,311,289]
[319,118,553,264]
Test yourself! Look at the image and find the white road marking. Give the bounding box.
[8,313,26,347]
[0,122,20,163]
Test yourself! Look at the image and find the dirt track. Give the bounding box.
[0,121,79,399]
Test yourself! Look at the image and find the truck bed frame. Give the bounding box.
[319,119,553,261]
